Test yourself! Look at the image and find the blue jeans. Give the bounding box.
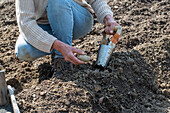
[15,0,93,61]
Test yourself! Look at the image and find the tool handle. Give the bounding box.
[111,26,122,44]
[8,85,20,113]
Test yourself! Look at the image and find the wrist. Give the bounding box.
[52,39,64,52]
[104,15,112,24]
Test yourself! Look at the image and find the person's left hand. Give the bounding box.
[104,15,120,35]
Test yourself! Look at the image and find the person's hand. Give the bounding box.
[52,40,85,65]
[104,15,120,35]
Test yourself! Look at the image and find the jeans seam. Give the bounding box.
[71,0,92,17]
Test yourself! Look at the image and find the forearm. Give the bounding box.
[90,0,113,24]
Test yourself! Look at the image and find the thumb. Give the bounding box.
[105,26,110,34]
[109,24,115,34]
[72,48,86,55]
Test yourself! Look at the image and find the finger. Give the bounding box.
[110,22,120,33]
[67,59,76,65]
[65,56,79,65]
[69,54,85,65]
[72,48,86,55]
[115,22,120,26]
[109,23,115,34]
[105,26,111,35]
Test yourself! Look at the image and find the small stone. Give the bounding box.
[114,75,118,79]
[152,94,156,99]
[109,95,114,98]
[132,64,137,69]
[93,80,97,84]
[129,79,134,84]
[40,91,46,96]
[162,89,170,97]
[160,83,166,88]
[118,67,123,74]
[156,102,162,107]
[95,85,101,92]
[117,59,122,63]
[114,6,118,9]
[146,107,151,111]
[127,58,135,65]
[121,76,127,81]
[151,99,156,103]
[99,97,104,104]
[104,70,109,73]
[110,86,116,92]
[32,94,36,98]
[128,91,138,98]
[35,87,40,90]
[93,69,99,74]
[142,99,147,105]
[65,100,70,105]
[134,67,140,74]
[156,89,162,94]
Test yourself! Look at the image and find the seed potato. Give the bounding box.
[77,55,91,62]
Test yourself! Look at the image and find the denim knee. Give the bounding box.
[15,44,35,61]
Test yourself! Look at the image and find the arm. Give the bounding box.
[89,0,120,34]
[88,0,113,24]
[16,0,56,53]
[16,0,86,64]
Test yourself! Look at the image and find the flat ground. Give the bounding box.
[0,0,169,112]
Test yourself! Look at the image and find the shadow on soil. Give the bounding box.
[37,49,169,113]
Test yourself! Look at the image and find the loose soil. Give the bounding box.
[0,0,169,113]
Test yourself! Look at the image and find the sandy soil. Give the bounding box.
[0,0,169,113]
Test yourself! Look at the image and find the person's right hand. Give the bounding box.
[104,15,120,35]
[52,40,85,65]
